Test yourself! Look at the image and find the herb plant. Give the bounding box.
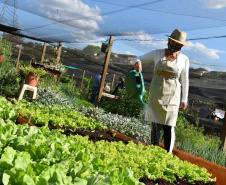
[19,66,47,77]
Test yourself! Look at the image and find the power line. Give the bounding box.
[15,0,226,32]
[64,34,226,44]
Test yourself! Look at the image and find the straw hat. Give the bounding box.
[166,29,189,46]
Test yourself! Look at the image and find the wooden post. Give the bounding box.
[220,110,226,151]
[96,36,114,107]
[80,70,86,92]
[111,74,115,90]
[29,59,32,67]
[56,42,62,63]
[15,44,22,69]
[56,74,62,86]
[40,42,47,63]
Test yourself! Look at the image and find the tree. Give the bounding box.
[83,45,100,55]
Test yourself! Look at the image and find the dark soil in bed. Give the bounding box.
[139,176,216,185]
[46,124,126,143]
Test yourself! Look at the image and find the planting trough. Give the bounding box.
[109,130,226,185]
[16,114,226,184]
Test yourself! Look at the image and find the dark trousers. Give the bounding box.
[151,122,175,154]
[90,87,99,105]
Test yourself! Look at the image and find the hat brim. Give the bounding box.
[165,35,189,46]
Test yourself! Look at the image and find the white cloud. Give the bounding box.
[190,59,216,71]
[117,31,223,63]
[124,51,134,55]
[122,30,167,49]
[190,59,213,68]
[35,0,103,40]
[199,0,226,9]
[185,42,221,59]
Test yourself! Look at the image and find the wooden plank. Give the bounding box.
[96,36,114,107]
[102,92,118,99]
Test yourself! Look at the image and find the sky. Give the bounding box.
[1,0,226,71]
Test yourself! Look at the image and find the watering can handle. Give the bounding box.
[138,72,145,94]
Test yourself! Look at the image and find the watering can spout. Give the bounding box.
[125,67,148,108]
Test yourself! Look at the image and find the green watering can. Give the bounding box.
[125,67,148,108]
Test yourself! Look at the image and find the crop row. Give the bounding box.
[0,119,214,184]
[0,96,216,184]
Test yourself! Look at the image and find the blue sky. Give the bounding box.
[1,0,226,71]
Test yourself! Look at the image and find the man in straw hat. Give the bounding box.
[133,29,189,154]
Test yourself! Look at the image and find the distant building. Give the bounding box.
[113,53,118,58]
[127,58,134,65]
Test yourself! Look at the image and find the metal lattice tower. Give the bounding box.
[0,0,18,28]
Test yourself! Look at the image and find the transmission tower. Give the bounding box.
[0,0,18,28]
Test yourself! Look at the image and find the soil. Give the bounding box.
[139,176,216,185]
[37,123,216,185]
[45,124,126,143]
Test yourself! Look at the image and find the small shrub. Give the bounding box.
[80,77,93,100]
[60,76,71,83]
[0,37,12,62]
[0,61,21,98]
[19,66,47,77]
[100,89,149,118]
[34,87,71,107]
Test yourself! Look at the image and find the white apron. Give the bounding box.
[145,57,181,126]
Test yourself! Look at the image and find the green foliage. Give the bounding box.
[79,77,93,100]
[0,61,21,98]
[174,111,225,166]
[0,37,12,62]
[34,87,72,107]
[58,79,77,97]
[79,103,225,167]
[71,96,94,110]
[18,100,105,130]
[19,66,47,77]
[37,75,58,89]
[19,60,30,67]
[0,96,19,121]
[0,120,215,184]
[79,107,150,143]
[60,76,71,83]
[100,89,149,118]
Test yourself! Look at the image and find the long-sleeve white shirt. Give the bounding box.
[134,49,189,103]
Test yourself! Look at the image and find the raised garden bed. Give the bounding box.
[15,114,219,185]
[3,97,221,184]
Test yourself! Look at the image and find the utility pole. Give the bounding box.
[0,0,18,28]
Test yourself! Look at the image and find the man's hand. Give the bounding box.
[134,61,142,73]
[179,102,187,111]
